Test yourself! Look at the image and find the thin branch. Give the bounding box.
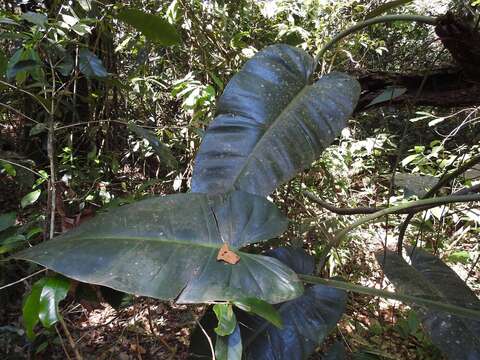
[0,102,39,123]
[0,269,46,290]
[59,316,83,360]
[55,119,128,131]
[304,183,480,216]
[425,154,480,198]
[331,193,480,249]
[196,320,215,360]
[397,153,480,252]
[55,325,72,360]
[314,15,437,69]
[47,57,56,240]
[304,191,379,214]
[0,79,51,113]
[466,252,480,282]
[0,158,44,177]
[299,275,480,320]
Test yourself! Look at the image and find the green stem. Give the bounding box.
[333,193,480,247]
[314,14,437,67]
[299,275,480,320]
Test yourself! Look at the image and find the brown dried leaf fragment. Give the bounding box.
[217,243,240,264]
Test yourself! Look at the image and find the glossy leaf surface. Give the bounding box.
[243,284,347,360]
[191,44,360,196]
[377,249,480,360]
[266,247,315,275]
[15,191,302,304]
[242,247,347,360]
[23,277,47,340]
[22,276,70,340]
[214,304,237,336]
[38,277,71,328]
[234,297,282,328]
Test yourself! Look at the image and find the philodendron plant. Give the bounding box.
[12,43,480,359]
[14,44,359,358]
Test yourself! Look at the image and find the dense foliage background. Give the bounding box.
[1,0,479,359]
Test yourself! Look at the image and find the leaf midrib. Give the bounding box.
[61,235,227,250]
[230,81,312,191]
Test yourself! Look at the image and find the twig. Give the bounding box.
[396,153,480,252]
[0,158,44,177]
[196,320,215,360]
[55,324,72,360]
[327,193,480,251]
[299,275,480,320]
[59,316,83,360]
[0,79,51,113]
[47,58,57,240]
[426,154,480,198]
[55,119,129,131]
[466,253,480,282]
[304,184,480,216]
[146,305,176,354]
[314,15,437,69]
[0,269,46,291]
[304,191,379,214]
[0,102,39,123]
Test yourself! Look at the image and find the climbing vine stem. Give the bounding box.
[299,275,480,320]
[314,14,437,69]
[332,193,480,248]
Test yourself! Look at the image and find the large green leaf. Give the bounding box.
[241,247,347,360]
[376,249,480,360]
[242,284,346,360]
[191,44,360,196]
[117,9,181,46]
[14,191,302,304]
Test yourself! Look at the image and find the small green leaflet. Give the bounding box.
[23,277,70,340]
[117,9,181,46]
[23,278,47,340]
[213,304,237,337]
[234,297,282,328]
[1,160,16,176]
[21,189,41,208]
[38,277,71,328]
